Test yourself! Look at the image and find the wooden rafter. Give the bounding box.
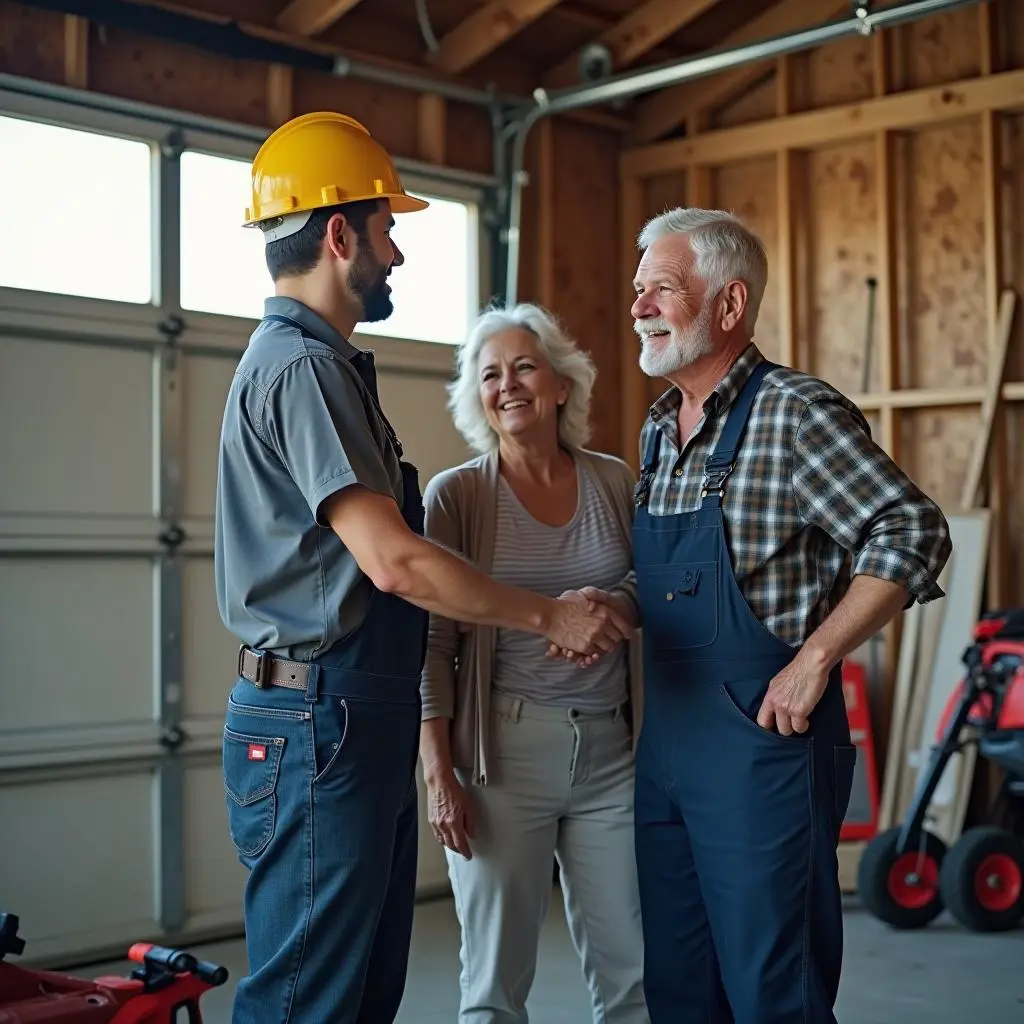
[276,0,364,37]
[543,0,719,90]
[428,0,563,76]
[629,0,848,144]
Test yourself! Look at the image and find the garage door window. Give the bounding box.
[0,115,153,303]
[179,150,477,345]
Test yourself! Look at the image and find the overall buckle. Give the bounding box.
[701,462,734,499]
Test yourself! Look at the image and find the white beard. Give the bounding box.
[636,302,715,377]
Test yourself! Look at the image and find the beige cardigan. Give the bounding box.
[419,446,644,786]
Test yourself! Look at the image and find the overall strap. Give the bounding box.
[634,423,663,510]
[261,313,404,459]
[701,359,775,508]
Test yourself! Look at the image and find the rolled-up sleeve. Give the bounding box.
[793,398,952,606]
[262,353,393,525]
[419,473,462,721]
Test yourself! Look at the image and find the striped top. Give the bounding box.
[490,458,630,713]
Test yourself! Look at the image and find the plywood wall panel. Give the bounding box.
[896,7,981,90]
[0,4,67,84]
[444,104,495,177]
[1000,115,1024,381]
[800,142,876,389]
[644,172,689,218]
[900,408,978,508]
[548,120,622,456]
[291,73,421,163]
[87,29,267,127]
[713,158,780,362]
[800,33,874,111]
[903,123,987,390]
[713,76,776,129]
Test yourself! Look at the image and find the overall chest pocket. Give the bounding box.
[637,560,719,653]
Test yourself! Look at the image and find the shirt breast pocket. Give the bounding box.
[637,560,719,655]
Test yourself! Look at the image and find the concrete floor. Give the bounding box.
[81,891,1024,1023]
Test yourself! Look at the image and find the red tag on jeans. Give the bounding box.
[248,743,267,762]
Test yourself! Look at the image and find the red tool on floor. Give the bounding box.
[0,912,227,1023]
[858,607,1024,933]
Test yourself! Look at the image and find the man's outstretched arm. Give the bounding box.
[322,484,633,657]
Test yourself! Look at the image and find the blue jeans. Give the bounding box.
[223,666,421,1023]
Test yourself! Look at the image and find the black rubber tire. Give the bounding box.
[939,826,1024,932]
[857,826,947,929]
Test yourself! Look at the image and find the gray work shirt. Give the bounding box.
[214,297,404,661]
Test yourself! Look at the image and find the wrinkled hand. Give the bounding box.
[546,588,632,667]
[427,772,474,859]
[756,649,830,736]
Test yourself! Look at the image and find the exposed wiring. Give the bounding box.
[415,0,439,52]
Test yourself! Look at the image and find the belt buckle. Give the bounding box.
[238,644,269,688]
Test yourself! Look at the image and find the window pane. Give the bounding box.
[0,115,152,303]
[180,150,270,320]
[359,192,476,346]
[179,151,476,344]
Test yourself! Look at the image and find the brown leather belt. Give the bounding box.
[237,645,309,691]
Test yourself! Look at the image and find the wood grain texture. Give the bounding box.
[804,140,878,393]
[713,158,780,363]
[903,123,987,390]
[90,26,269,127]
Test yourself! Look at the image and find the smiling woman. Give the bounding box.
[417,301,651,1023]
[447,304,597,454]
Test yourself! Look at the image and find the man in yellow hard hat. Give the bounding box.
[213,112,632,1023]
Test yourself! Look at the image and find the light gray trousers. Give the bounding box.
[447,694,649,1024]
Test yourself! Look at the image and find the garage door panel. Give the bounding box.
[182,353,238,521]
[0,770,158,960]
[0,336,154,517]
[0,558,155,732]
[182,556,237,719]
[376,371,470,484]
[182,758,247,921]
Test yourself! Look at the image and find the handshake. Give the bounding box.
[543,586,636,668]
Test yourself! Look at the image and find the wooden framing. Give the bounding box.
[542,0,720,90]
[618,6,1024,880]
[623,68,1024,176]
[275,0,364,37]
[427,0,564,75]
[629,0,849,144]
[618,68,1024,462]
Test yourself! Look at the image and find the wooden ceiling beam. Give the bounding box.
[276,0,364,37]
[543,0,720,90]
[629,0,848,144]
[427,0,564,75]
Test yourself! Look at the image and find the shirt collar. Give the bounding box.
[650,342,764,426]
[262,296,362,361]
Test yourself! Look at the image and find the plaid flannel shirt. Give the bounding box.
[638,343,952,646]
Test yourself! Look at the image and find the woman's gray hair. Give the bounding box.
[448,303,597,455]
[637,207,768,332]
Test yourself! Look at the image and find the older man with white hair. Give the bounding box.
[620,208,952,1023]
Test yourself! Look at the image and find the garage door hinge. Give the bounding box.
[159,523,186,549]
[159,314,185,345]
[160,724,188,751]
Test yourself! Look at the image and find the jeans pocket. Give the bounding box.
[223,726,285,858]
[832,743,858,831]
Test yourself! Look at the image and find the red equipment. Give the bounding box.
[840,659,881,842]
[0,913,227,1023]
[858,607,1024,932]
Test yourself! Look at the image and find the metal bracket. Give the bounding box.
[160,128,185,161]
[158,523,186,549]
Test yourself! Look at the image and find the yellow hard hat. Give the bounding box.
[243,111,428,234]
